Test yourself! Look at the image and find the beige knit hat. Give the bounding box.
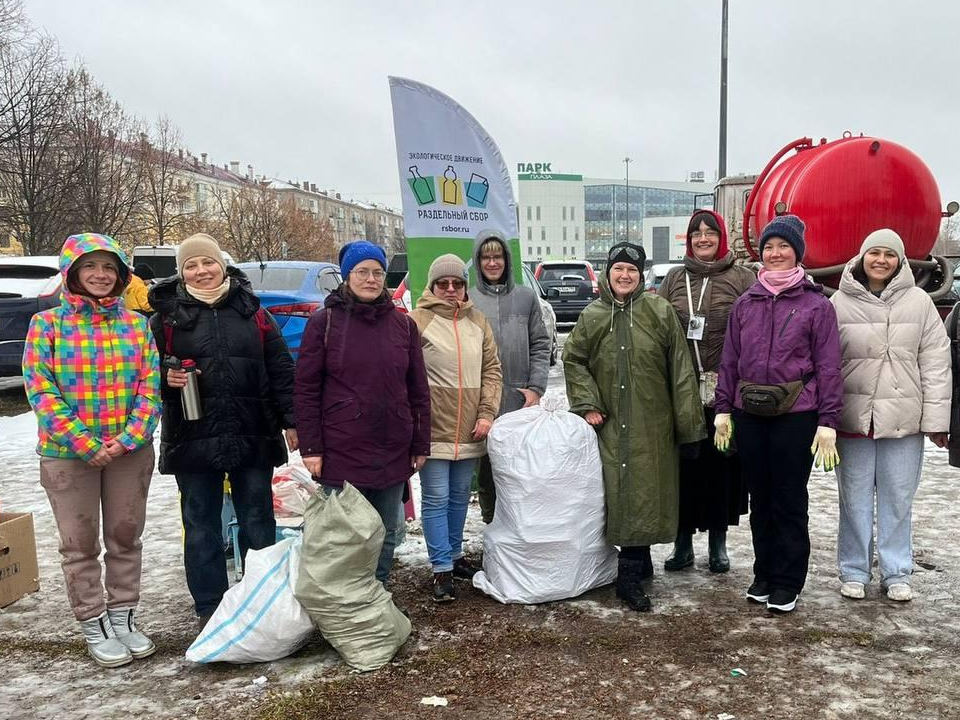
[427,253,468,289]
[178,233,226,276]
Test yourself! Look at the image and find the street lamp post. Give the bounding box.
[624,156,631,242]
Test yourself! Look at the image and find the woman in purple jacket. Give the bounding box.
[714,215,843,615]
[294,241,431,587]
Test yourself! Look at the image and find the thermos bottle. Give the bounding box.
[180,359,202,421]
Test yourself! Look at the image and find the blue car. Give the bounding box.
[235,261,342,360]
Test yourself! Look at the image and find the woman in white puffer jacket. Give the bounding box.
[831,229,951,603]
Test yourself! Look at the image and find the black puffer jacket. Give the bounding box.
[149,267,295,474]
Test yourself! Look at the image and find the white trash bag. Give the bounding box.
[186,537,315,663]
[473,403,618,603]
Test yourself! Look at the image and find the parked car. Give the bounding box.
[644,263,684,293]
[0,256,61,376]
[234,260,341,360]
[391,265,559,366]
[385,252,407,292]
[534,261,599,323]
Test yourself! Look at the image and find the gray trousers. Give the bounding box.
[835,434,923,587]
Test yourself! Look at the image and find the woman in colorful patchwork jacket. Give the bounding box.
[23,233,161,669]
[409,253,502,603]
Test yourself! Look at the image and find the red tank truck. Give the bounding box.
[714,133,959,316]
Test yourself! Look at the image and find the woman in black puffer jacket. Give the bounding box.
[148,233,296,625]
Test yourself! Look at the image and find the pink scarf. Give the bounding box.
[758,266,805,295]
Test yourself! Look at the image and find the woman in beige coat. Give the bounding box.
[831,229,951,603]
[410,253,502,603]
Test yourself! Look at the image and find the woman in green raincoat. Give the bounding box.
[563,241,706,612]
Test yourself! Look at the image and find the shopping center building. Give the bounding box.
[518,165,711,267]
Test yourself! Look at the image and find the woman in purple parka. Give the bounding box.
[294,241,431,587]
[713,215,843,615]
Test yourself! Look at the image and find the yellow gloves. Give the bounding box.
[714,413,733,453]
[811,426,840,471]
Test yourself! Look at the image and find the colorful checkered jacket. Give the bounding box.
[22,233,161,460]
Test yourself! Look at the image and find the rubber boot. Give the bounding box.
[708,529,730,573]
[80,612,133,668]
[663,531,695,571]
[615,558,652,612]
[108,607,157,659]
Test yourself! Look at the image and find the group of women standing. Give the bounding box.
[21,214,958,669]
[566,209,953,615]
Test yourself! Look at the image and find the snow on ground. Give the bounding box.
[2,353,960,718]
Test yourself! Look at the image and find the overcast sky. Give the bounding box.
[22,0,960,209]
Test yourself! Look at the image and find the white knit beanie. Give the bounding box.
[859,228,905,262]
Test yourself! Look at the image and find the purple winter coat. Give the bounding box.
[715,279,843,428]
[293,287,431,489]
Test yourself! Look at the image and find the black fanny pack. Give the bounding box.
[737,374,813,417]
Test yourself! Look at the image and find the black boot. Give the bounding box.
[616,559,652,612]
[708,529,730,573]
[663,531,694,571]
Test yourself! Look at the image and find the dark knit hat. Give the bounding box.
[759,214,806,261]
[606,241,645,280]
[339,240,387,278]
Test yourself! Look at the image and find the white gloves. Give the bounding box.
[811,426,840,471]
[714,413,733,453]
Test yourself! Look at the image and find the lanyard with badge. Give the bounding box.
[685,273,717,406]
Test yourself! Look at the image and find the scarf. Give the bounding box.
[758,266,805,296]
[184,277,231,305]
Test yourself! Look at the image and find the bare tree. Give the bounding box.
[140,115,192,245]
[0,35,76,255]
[66,68,147,243]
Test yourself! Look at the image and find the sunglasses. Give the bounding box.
[609,245,641,261]
[434,279,466,290]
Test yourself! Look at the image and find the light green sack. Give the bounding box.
[294,482,411,671]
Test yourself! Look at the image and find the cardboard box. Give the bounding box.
[0,512,41,608]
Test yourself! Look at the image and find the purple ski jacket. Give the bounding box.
[294,287,431,489]
[715,278,843,428]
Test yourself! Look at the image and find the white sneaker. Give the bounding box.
[886,583,913,602]
[840,581,865,599]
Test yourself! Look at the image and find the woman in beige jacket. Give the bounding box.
[410,253,502,602]
[831,229,951,603]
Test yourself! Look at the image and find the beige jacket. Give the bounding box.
[410,290,502,460]
[831,256,951,437]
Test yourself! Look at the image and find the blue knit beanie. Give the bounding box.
[759,214,806,262]
[339,240,387,278]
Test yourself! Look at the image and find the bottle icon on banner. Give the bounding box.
[408,165,435,206]
[442,165,459,204]
[465,172,489,208]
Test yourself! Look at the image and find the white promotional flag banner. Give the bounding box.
[389,76,520,302]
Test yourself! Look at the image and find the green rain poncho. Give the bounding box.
[563,277,706,546]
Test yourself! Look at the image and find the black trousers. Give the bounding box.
[733,410,818,594]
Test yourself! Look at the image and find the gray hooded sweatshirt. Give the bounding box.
[469,231,551,414]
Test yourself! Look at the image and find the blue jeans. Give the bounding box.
[176,465,276,616]
[420,458,477,572]
[321,482,405,585]
[836,434,923,587]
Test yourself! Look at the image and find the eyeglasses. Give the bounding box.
[434,279,466,290]
[480,254,504,263]
[690,230,720,240]
[351,268,385,280]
